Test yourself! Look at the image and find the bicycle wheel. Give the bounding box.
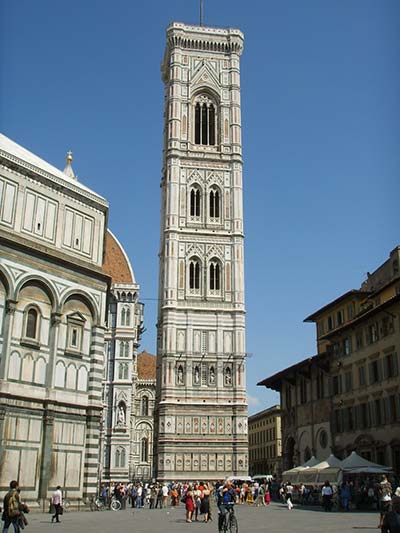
[229,514,238,533]
[95,499,105,511]
[63,500,70,512]
[111,499,121,511]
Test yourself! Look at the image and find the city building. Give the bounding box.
[0,134,109,503]
[259,247,400,476]
[155,22,248,480]
[258,353,331,471]
[248,405,282,477]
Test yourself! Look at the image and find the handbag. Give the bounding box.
[59,505,64,515]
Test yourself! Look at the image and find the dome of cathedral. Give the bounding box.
[137,351,156,380]
[102,230,136,284]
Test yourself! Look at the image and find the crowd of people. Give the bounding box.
[1,475,400,532]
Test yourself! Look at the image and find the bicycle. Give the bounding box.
[63,499,70,512]
[110,497,121,511]
[222,502,238,533]
[89,496,105,511]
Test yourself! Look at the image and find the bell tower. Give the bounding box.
[155,22,247,480]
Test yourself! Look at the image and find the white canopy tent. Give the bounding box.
[311,454,343,470]
[341,451,392,473]
[283,454,344,485]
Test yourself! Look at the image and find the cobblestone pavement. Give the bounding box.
[24,502,380,533]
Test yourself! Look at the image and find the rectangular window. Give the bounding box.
[384,353,399,379]
[343,337,352,356]
[388,395,397,423]
[358,365,366,387]
[333,410,342,433]
[337,310,343,326]
[356,331,364,350]
[367,323,379,344]
[360,403,369,429]
[327,316,334,330]
[347,303,354,321]
[347,407,354,431]
[381,316,393,337]
[332,375,342,395]
[375,399,382,426]
[344,371,353,392]
[369,360,381,384]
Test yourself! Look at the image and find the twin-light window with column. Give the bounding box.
[194,95,216,146]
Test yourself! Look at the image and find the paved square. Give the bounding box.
[24,502,380,532]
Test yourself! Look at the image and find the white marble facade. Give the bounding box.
[155,23,248,480]
[0,135,109,504]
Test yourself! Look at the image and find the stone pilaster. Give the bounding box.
[0,299,17,380]
[38,410,55,498]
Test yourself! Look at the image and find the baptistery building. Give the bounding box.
[0,134,109,503]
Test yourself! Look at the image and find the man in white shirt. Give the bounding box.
[162,484,169,508]
[51,486,63,523]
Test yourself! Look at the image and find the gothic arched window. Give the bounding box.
[124,342,129,358]
[126,307,131,325]
[209,260,221,292]
[141,396,149,416]
[141,438,148,463]
[121,308,126,326]
[194,96,216,146]
[189,259,201,291]
[115,447,126,467]
[209,188,220,220]
[26,308,38,339]
[120,447,126,467]
[190,187,201,218]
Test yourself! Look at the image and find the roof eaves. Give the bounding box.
[304,290,370,323]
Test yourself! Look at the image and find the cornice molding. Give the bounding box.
[0,153,108,211]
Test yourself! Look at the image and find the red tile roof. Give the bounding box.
[137,350,156,380]
[102,230,133,284]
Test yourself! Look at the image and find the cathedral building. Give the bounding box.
[101,232,155,481]
[0,134,109,503]
[155,22,248,480]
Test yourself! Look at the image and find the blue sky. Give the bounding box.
[1,0,399,413]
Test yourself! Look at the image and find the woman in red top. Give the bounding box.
[185,486,195,523]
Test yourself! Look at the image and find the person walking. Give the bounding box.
[185,486,195,523]
[340,481,351,511]
[193,484,202,521]
[285,482,294,510]
[381,496,400,533]
[51,486,63,523]
[155,485,163,509]
[200,483,211,522]
[2,480,22,533]
[322,480,333,512]
[378,475,393,529]
[161,483,169,509]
